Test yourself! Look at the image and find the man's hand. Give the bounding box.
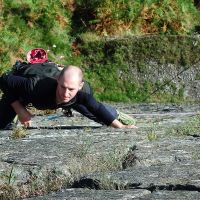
[120,124,138,129]
[18,109,32,127]
[11,101,32,127]
[111,119,138,129]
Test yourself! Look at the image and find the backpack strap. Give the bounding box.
[12,60,30,76]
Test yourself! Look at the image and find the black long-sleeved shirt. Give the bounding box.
[0,74,115,125]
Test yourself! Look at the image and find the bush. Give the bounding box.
[0,0,72,73]
[74,0,200,36]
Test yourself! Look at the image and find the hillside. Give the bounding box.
[0,0,200,102]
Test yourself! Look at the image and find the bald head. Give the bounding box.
[56,65,84,104]
[59,65,83,83]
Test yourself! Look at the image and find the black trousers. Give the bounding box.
[0,95,16,129]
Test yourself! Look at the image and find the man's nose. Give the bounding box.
[64,88,70,96]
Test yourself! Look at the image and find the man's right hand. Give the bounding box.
[111,119,138,129]
[18,110,32,127]
[11,100,33,127]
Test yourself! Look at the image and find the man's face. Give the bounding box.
[56,75,83,104]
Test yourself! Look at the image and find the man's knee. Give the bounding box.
[0,98,16,130]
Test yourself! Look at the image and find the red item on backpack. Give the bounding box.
[27,48,48,64]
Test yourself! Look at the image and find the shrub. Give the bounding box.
[0,0,72,73]
[74,0,200,36]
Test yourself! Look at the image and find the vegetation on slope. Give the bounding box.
[0,0,72,71]
[74,0,200,36]
[0,0,200,102]
[79,35,200,102]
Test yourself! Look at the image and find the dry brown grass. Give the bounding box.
[0,184,18,200]
[10,127,27,139]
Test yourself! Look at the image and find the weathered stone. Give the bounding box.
[83,161,200,189]
[134,137,200,166]
[28,188,151,200]
[140,191,200,200]
[0,103,199,199]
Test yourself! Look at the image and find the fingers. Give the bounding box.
[124,125,138,129]
[22,120,32,128]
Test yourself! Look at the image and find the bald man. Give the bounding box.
[0,65,137,129]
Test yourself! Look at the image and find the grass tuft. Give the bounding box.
[10,127,27,139]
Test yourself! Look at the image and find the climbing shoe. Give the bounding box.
[117,110,136,125]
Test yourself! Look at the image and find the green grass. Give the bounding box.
[147,131,158,141]
[0,0,73,72]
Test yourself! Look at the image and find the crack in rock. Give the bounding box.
[147,183,200,193]
[71,177,200,193]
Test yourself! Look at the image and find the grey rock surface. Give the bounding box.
[28,188,151,200]
[139,191,200,200]
[84,161,200,189]
[0,103,200,199]
[127,62,200,100]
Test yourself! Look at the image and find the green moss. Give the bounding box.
[166,114,200,137]
[195,73,200,80]
[79,35,200,102]
[178,87,185,98]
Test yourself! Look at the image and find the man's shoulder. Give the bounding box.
[76,91,95,104]
[77,90,91,97]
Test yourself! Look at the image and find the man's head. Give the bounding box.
[56,65,84,104]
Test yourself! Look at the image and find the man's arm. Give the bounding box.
[0,73,34,100]
[77,92,137,129]
[11,101,32,127]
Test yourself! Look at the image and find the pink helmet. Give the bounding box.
[27,48,48,64]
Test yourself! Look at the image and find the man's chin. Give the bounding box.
[62,98,71,103]
[56,95,71,105]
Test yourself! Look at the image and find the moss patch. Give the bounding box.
[79,35,200,102]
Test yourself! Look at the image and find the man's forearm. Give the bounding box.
[11,100,26,115]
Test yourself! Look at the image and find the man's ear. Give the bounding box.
[79,81,84,90]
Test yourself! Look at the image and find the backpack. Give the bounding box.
[11,48,59,78]
[12,60,61,79]
[12,60,93,95]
